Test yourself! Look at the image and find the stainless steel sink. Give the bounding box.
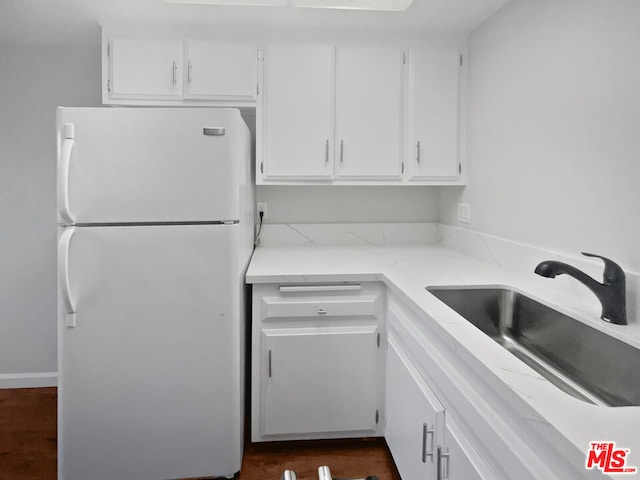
[426,287,640,407]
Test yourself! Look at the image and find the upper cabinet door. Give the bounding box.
[407,46,461,181]
[109,38,183,99]
[335,47,404,180]
[184,41,258,101]
[259,44,335,182]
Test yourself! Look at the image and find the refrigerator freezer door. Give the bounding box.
[56,107,248,224]
[58,224,243,480]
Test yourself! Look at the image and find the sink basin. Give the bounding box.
[426,286,640,407]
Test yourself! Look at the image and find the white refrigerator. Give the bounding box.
[56,107,253,480]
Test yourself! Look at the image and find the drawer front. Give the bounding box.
[262,295,380,319]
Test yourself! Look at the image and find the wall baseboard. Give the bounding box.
[0,372,57,389]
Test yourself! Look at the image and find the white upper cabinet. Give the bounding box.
[406,46,461,181]
[108,38,183,100]
[259,44,334,181]
[257,44,405,185]
[335,46,404,180]
[184,41,257,101]
[103,35,258,105]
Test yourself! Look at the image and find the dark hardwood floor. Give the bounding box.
[0,388,400,480]
[0,387,57,480]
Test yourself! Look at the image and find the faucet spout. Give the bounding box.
[534,252,627,325]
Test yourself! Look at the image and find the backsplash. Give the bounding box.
[256,222,438,247]
[437,224,639,327]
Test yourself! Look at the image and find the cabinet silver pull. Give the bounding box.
[325,139,329,163]
[172,60,177,85]
[317,309,327,315]
[437,446,450,480]
[268,350,272,377]
[187,60,192,84]
[422,423,435,463]
[442,448,450,479]
[340,140,344,164]
[416,140,421,163]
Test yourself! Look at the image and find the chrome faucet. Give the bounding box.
[534,252,627,325]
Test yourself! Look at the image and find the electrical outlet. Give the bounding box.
[257,202,268,220]
[458,203,471,223]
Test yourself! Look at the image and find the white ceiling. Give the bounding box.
[0,0,510,45]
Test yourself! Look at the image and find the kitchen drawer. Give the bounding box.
[261,295,380,320]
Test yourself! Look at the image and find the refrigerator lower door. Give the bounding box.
[58,224,244,480]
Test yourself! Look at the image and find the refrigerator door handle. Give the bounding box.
[58,227,77,327]
[58,123,75,224]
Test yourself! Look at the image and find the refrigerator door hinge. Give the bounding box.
[377,332,381,347]
[375,410,380,424]
[260,161,264,175]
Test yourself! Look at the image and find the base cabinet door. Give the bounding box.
[386,333,495,480]
[261,325,380,436]
[440,421,490,480]
[386,336,444,480]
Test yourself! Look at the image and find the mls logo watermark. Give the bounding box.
[586,442,637,474]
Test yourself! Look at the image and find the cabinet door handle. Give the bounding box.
[340,140,344,164]
[422,423,435,463]
[172,60,177,85]
[325,139,329,163]
[268,350,272,377]
[317,309,327,315]
[416,140,421,163]
[437,446,450,480]
[187,60,192,84]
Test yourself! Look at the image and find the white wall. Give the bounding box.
[0,44,101,381]
[439,0,640,273]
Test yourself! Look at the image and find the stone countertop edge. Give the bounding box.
[245,244,640,472]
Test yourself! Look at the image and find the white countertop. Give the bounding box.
[246,244,640,475]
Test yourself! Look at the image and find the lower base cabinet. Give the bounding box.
[252,283,385,442]
[386,334,491,480]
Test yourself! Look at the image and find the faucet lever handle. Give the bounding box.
[581,252,625,284]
